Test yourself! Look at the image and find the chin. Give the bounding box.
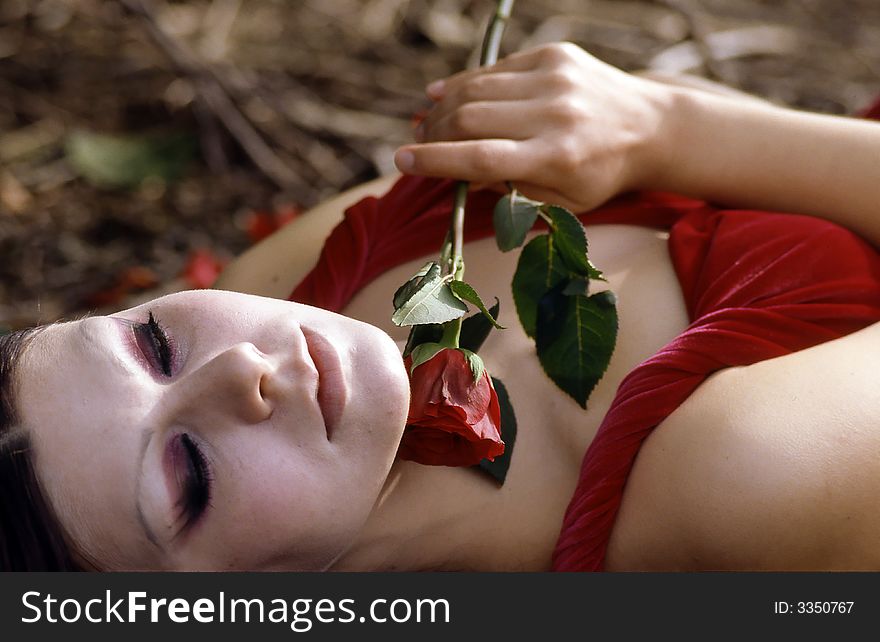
[367,323,410,419]
[352,322,410,453]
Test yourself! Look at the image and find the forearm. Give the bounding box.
[646,86,880,247]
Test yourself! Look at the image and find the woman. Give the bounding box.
[3,43,880,571]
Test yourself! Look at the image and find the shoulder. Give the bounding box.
[606,321,880,570]
[215,174,399,298]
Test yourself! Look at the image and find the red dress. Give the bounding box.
[290,103,880,572]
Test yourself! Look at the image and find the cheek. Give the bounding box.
[209,443,369,570]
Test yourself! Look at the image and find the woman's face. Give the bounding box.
[16,290,410,570]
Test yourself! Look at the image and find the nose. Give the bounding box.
[176,343,274,427]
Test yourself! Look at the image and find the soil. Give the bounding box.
[2,0,878,329]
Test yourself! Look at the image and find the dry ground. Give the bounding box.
[2,0,879,329]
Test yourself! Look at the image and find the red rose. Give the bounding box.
[398,348,504,467]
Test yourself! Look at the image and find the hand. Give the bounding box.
[394,43,669,212]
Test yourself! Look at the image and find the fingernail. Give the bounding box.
[395,149,415,172]
[426,80,445,99]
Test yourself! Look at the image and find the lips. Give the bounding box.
[301,326,348,439]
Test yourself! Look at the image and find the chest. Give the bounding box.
[342,224,690,460]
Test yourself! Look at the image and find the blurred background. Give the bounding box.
[2,0,879,330]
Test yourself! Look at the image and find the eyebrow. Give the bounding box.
[77,320,164,552]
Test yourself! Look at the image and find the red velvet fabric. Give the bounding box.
[553,208,880,571]
[290,104,880,573]
[290,179,705,311]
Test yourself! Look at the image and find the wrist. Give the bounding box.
[622,78,682,193]
[631,80,792,199]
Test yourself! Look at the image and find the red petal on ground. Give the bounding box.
[246,206,301,244]
[181,249,226,289]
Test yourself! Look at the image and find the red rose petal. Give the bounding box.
[401,348,505,467]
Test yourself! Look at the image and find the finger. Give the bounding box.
[421,99,548,143]
[469,181,508,195]
[430,42,583,97]
[432,70,543,108]
[509,181,584,213]
[394,140,535,184]
[426,47,546,99]
[417,72,546,142]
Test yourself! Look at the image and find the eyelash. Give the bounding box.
[137,311,174,376]
[134,313,211,527]
[176,433,213,529]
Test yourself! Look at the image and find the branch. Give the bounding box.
[658,0,727,83]
[117,0,306,192]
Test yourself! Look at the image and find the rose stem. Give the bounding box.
[442,0,516,348]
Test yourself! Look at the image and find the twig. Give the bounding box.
[448,0,516,278]
[117,0,305,192]
[658,0,728,83]
[201,0,242,62]
[190,96,229,174]
[793,0,880,82]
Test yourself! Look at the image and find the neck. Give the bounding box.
[331,436,580,572]
[329,340,585,572]
[329,460,508,571]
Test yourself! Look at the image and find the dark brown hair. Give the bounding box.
[0,327,80,570]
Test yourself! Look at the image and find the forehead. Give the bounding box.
[17,320,160,568]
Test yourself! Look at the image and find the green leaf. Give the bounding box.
[562,276,589,296]
[402,323,444,358]
[459,298,500,353]
[459,349,485,382]
[493,191,542,251]
[392,262,436,310]
[477,376,517,485]
[535,284,618,409]
[449,280,505,329]
[65,129,194,189]
[391,264,468,327]
[408,342,446,374]
[586,258,606,282]
[545,205,592,277]
[511,234,568,338]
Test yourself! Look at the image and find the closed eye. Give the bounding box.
[134,312,175,376]
[172,433,213,534]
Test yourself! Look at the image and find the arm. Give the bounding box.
[397,43,880,247]
[214,174,398,298]
[605,322,880,570]
[652,87,880,248]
